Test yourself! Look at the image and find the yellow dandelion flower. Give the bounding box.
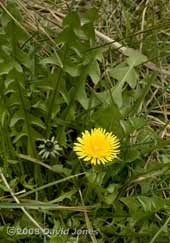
[73,128,120,165]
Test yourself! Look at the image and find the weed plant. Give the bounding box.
[0,1,170,243]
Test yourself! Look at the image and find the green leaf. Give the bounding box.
[64,62,81,77]
[4,1,23,22]
[137,196,164,212]
[32,100,47,113]
[57,127,67,147]
[0,104,9,126]
[15,48,33,70]
[0,61,13,75]
[56,28,74,45]
[76,84,89,110]
[5,19,28,42]
[13,131,27,143]
[50,189,77,203]
[104,184,120,205]
[86,171,106,186]
[93,104,124,138]
[9,110,24,127]
[40,54,63,68]
[109,63,138,107]
[110,64,138,89]
[11,59,23,72]
[120,196,140,214]
[124,48,147,67]
[82,23,96,43]
[62,11,80,30]
[88,60,100,85]
[83,8,98,23]
[29,114,46,130]
[123,147,140,163]
[30,127,44,141]
[52,164,71,176]
[129,116,146,129]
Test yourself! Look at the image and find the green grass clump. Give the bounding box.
[0,1,170,242]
